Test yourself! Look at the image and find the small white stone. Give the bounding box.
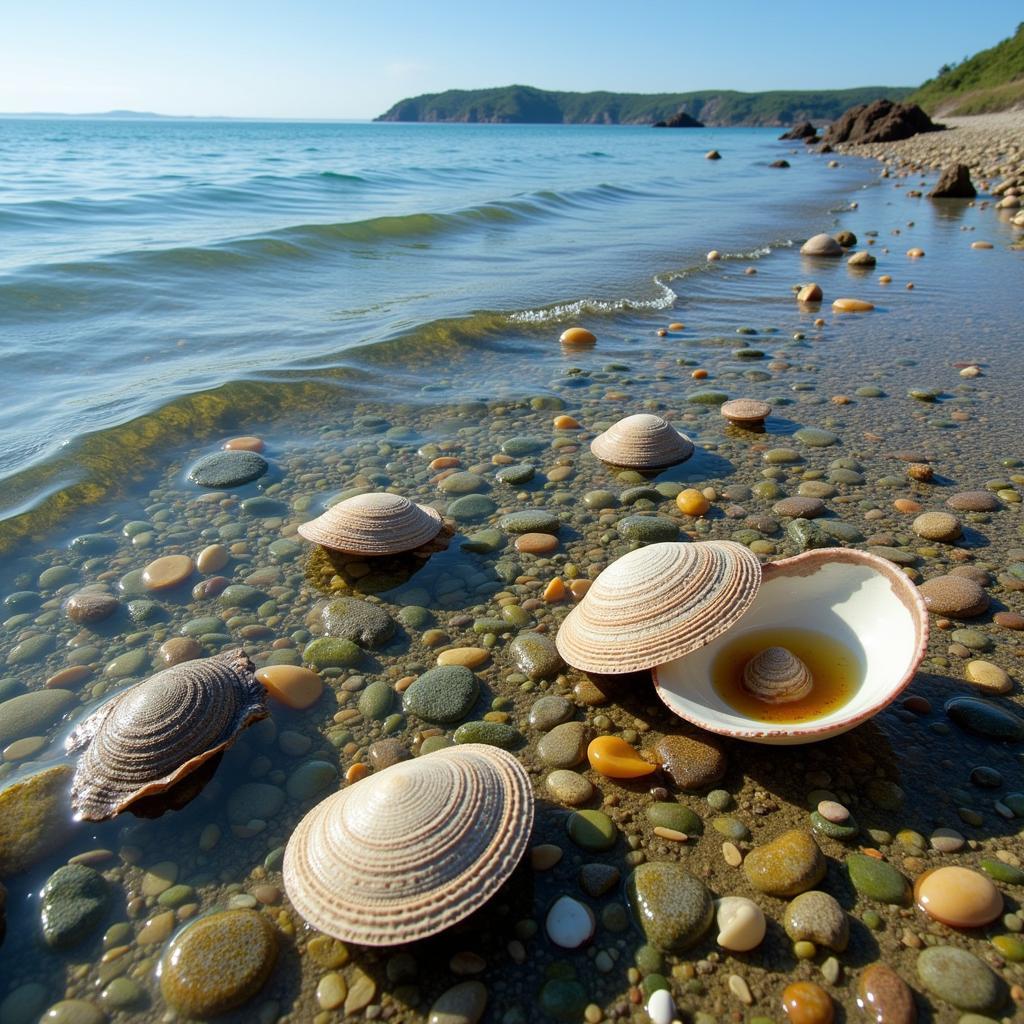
[544,895,594,949]
[715,896,766,952]
[646,988,675,1024]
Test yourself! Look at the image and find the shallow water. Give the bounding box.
[0,121,1023,1023]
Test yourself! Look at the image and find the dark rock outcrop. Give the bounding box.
[779,121,817,140]
[770,159,791,168]
[929,163,977,198]
[653,110,704,128]
[822,99,943,146]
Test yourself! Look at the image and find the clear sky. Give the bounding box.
[2,1,1019,119]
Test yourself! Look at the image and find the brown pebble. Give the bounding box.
[946,490,1000,512]
[223,436,264,452]
[994,611,1024,630]
[46,665,93,689]
[158,636,202,667]
[515,533,559,555]
[64,590,119,625]
[655,733,727,790]
[142,554,195,591]
[917,575,988,617]
[856,963,916,1024]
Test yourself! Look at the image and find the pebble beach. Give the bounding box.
[1,112,1023,1024]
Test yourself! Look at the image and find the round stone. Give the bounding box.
[945,696,1024,740]
[714,896,766,951]
[0,689,76,748]
[302,637,361,669]
[515,532,559,554]
[782,981,834,1024]
[743,831,825,896]
[546,770,594,806]
[196,544,230,573]
[357,680,394,720]
[645,802,702,836]
[537,721,589,769]
[916,945,1006,1013]
[914,866,1003,928]
[845,853,910,905]
[528,695,574,731]
[918,575,988,617]
[189,451,268,488]
[141,555,195,591]
[40,1000,105,1024]
[158,636,202,667]
[319,597,395,648]
[545,895,595,949]
[654,733,727,790]
[912,511,961,543]
[159,909,278,1017]
[773,496,826,519]
[946,490,1000,512]
[794,428,838,448]
[964,660,1012,694]
[64,591,119,624]
[255,665,323,709]
[428,981,488,1024]
[451,721,522,748]
[510,633,564,681]
[500,510,560,534]
[402,666,479,724]
[616,515,678,543]
[226,783,285,826]
[40,864,109,950]
[440,472,488,495]
[626,862,714,951]
[567,809,617,851]
[856,964,915,1024]
[783,891,848,951]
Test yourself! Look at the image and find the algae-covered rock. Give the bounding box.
[0,765,74,876]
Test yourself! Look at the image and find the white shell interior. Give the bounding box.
[654,560,919,744]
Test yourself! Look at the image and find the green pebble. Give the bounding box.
[539,979,587,1022]
[157,885,195,908]
[846,853,910,905]
[979,859,1024,885]
[712,816,750,842]
[811,810,859,841]
[567,810,617,851]
[706,790,732,811]
[357,681,394,721]
[991,934,1024,961]
[303,637,361,669]
[452,720,522,749]
[646,802,703,835]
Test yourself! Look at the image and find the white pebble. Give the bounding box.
[714,896,766,952]
[646,988,675,1024]
[544,895,594,949]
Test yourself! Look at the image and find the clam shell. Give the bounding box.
[283,744,533,946]
[298,492,443,555]
[742,646,813,703]
[721,399,771,425]
[555,541,762,674]
[66,650,267,821]
[590,414,694,469]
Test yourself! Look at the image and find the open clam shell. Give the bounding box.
[653,548,929,744]
[590,414,694,469]
[66,650,267,821]
[298,492,443,555]
[555,541,762,674]
[283,744,533,946]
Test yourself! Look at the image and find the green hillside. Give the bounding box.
[375,85,911,127]
[910,22,1024,115]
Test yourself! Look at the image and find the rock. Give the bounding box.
[5,633,54,665]
[357,680,394,721]
[856,964,915,1024]
[545,894,595,948]
[705,149,721,159]
[646,802,702,836]
[428,980,487,1024]
[783,891,848,950]
[743,830,825,896]
[616,515,678,543]
[945,695,1024,740]
[835,230,857,247]
[319,597,394,647]
[916,945,1006,1013]
[652,111,704,128]
[654,733,727,790]
[189,450,267,488]
[158,636,202,667]
[159,909,278,1018]
[141,554,194,591]
[439,472,487,495]
[929,163,976,199]
[918,575,988,617]
[964,660,1011,694]
[39,1001,105,1024]
[626,862,714,951]
[800,234,843,257]
[226,783,285,826]
[65,590,119,624]
[495,463,535,485]
[798,283,823,302]
[303,637,361,669]
[647,989,676,1024]
[780,121,817,140]
[285,761,338,802]
[537,721,589,768]
[40,864,110,949]
[946,490,1000,512]
[567,809,617,851]
[446,495,496,521]
[846,853,910,904]
[255,665,323,709]
[580,863,620,897]
[509,633,564,680]
[0,765,73,876]
[774,496,826,518]
[452,721,521,748]
[770,158,790,168]
[0,689,75,748]
[912,512,961,543]
[847,251,876,267]
[367,738,410,770]
[821,99,943,146]
[499,510,560,534]
[714,897,766,951]
[403,666,479,724]
[914,866,1002,928]
[546,770,594,806]
[437,647,490,669]
[528,695,573,731]
[781,981,834,1024]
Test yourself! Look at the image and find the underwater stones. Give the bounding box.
[797,283,823,303]
[499,510,561,535]
[515,532,558,554]
[428,980,488,1024]
[189,450,267,488]
[286,761,338,803]
[832,298,875,312]
[0,689,75,748]
[743,831,825,896]
[800,234,843,257]
[5,633,54,666]
[856,964,915,1024]
[714,897,765,952]
[319,597,395,647]
[158,636,202,667]
[40,864,110,949]
[159,909,278,1018]
[403,666,479,724]
[447,494,497,521]
[945,696,1024,740]
[0,765,73,876]
[626,862,714,951]
[947,490,1000,512]
[357,681,394,721]
[915,945,1006,1013]
[64,590,119,624]
[616,515,679,543]
[303,637,361,669]
[537,722,589,769]
[914,866,1002,928]
[773,496,826,519]
[439,472,488,495]
[227,782,285,826]
[847,250,876,267]
[783,891,848,950]
[794,428,838,447]
[654,733,727,790]
[846,853,910,904]
[141,554,194,591]
[509,632,564,680]
[912,511,961,543]
[918,575,988,617]
[255,665,323,710]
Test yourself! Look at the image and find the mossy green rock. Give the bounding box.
[40,864,110,949]
[0,689,75,748]
[0,765,74,875]
[743,830,825,896]
[509,632,564,680]
[916,945,1006,1013]
[447,494,498,521]
[499,510,561,535]
[626,862,714,951]
[617,516,678,543]
[402,666,479,724]
[320,597,394,648]
[460,529,504,553]
[285,761,338,802]
[357,681,394,721]
[567,809,617,851]
[846,853,910,904]
[303,637,361,669]
[979,858,1024,885]
[646,803,703,836]
[452,720,521,748]
[226,783,285,826]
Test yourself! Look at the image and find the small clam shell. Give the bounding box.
[742,646,813,703]
[555,541,761,674]
[283,744,533,946]
[298,492,443,555]
[720,399,771,425]
[590,414,694,469]
[66,650,267,821]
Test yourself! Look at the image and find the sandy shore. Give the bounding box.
[836,110,1024,184]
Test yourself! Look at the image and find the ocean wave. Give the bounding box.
[508,277,678,324]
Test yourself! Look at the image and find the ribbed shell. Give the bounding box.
[555,541,762,674]
[721,399,772,424]
[742,646,813,702]
[297,492,443,555]
[590,414,694,469]
[283,744,533,946]
[66,650,267,821]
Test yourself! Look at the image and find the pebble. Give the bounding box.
[817,800,849,823]
[538,721,589,768]
[40,864,110,949]
[39,1001,105,1024]
[436,647,490,668]
[141,554,195,591]
[773,496,826,519]
[255,665,323,709]
[227,783,284,827]
[0,689,75,748]
[916,945,1007,1013]
[743,830,825,896]
[654,733,727,789]
[286,760,338,802]
[515,532,559,554]
[579,863,620,897]
[912,511,961,542]
[914,866,1003,927]
[189,450,267,487]
[528,695,573,731]
[945,696,1024,740]
[319,596,395,647]
[947,490,1000,512]
[964,660,1012,694]
[452,721,522,748]
[158,636,201,667]
[499,510,560,534]
[846,853,910,905]
[0,983,49,1024]
[646,989,675,1024]
[0,765,73,874]
[616,515,678,543]
[545,770,594,806]
[196,543,229,572]
[646,802,702,836]
[994,610,1024,630]
[509,633,564,680]
[918,575,989,617]
[302,637,361,669]
[545,895,595,948]
[714,896,766,951]
[567,809,617,851]
[428,980,487,1024]
[626,862,714,951]
[357,680,394,720]
[781,980,834,1024]
[587,734,655,777]
[856,964,915,1024]
[64,590,119,624]
[784,891,848,951]
[929,827,965,853]
[316,972,347,1010]
[794,428,839,447]
[160,909,277,1017]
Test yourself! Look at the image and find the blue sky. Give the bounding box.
[1,1,1019,118]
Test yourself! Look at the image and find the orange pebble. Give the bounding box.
[893,498,922,513]
[46,665,92,689]
[569,579,592,600]
[668,322,685,331]
[906,282,914,290]
[346,763,370,784]
[255,665,324,710]
[814,318,826,327]
[691,369,708,380]
[553,415,581,430]
[587,736,657,779]
[223,436,264,452]
[831,395,850,405]
[657,329,667,337]
[906,248,925,258]
[914,866,1002,928]
[879,274,892,284]
[676,488,711,516]
[782,981,834,1024]
[560,327,596,345]
[429,456,460,470]
[543,578,568,602]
